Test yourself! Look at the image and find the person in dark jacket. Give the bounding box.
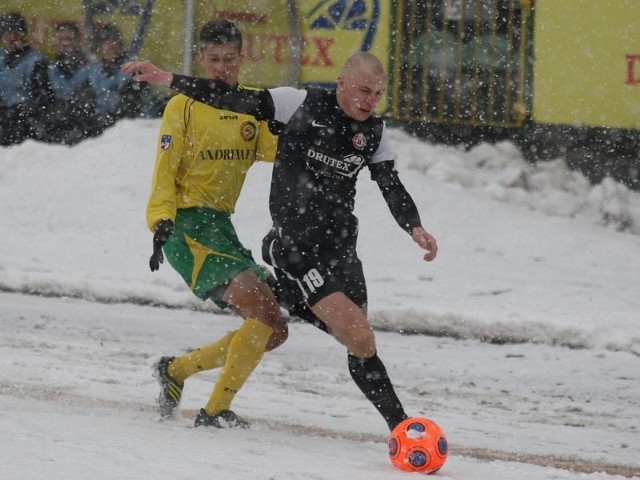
[122,53,438,432]
[41,21,102,145]
[0,12,53,146]
[89,23,164,129]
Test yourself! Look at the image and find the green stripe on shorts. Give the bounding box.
[163,207,265,305]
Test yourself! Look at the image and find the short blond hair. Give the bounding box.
[341,52,386,76]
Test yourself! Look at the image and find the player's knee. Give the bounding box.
[346,327,376,358]
[235,288,282,326]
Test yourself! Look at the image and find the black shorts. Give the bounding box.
[262,228,367,309]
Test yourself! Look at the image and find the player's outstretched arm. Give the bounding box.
[122,60,272,120]
[121,61,173,86]
[412,226,437,262]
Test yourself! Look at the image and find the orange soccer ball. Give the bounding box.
[388,417,448,474]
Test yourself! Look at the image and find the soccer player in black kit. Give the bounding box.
[123,52,438,431]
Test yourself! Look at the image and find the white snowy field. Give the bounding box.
[0,119,639,479]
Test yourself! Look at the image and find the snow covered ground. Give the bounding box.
[1,120,638,479]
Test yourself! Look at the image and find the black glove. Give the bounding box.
[149,219,174,272]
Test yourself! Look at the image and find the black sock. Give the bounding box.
[348,353,408,431]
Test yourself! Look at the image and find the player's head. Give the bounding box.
[199,20,242,51]
[0,12,28,53]
[198,20,243,86]
[336,52,387,122]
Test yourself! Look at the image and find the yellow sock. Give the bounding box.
[168,330,237,383]
[204,317,272,415]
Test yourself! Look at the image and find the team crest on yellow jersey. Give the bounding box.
[160,134,172,151]
[240,121,257,142]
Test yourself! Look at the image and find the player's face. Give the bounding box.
[199,43,243,87]
[336,66,387,121]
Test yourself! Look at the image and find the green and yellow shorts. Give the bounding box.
[163,207,265,308]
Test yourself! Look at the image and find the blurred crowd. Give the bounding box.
[0,12,167,147]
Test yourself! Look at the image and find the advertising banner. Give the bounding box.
[196,0,391,88]
[5,1,390,89]
[6,1,184,71]
[295,0,389,86]
[533,0,640,129]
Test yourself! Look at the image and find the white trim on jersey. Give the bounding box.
[371,122,394,164]
[267,86,394,165]
[268,87,307,124]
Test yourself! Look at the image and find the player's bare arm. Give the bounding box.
[121,60,173,86]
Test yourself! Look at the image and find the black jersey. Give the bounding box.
[170,75,423,248]
[268,87,386,246]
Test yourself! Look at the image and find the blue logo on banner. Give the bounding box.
[307,0,380,51]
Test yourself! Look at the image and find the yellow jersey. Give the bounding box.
[146,90,277,231]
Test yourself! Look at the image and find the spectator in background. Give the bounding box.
[42,20,102,145]
[0,12,53,146]
[89,23,164,129]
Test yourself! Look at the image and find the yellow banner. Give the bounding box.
[533,0,640,129]
[194,0,391,91]
[296,0,390,85]
[7,1,183,69]
[7,1,390,87]
[5,3,84,59]
[193,0,300,86]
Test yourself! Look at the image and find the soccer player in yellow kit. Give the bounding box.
[147,20,287,428]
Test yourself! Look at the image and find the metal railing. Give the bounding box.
[390,0,532,128]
